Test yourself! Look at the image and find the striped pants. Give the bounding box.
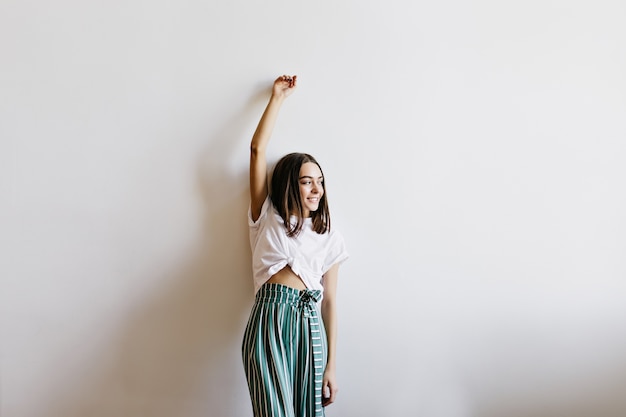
[242,283,327,417]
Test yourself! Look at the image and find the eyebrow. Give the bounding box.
[299,175,324,180]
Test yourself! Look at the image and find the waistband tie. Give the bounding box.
[297,289,322,318]
[297,289,325,416]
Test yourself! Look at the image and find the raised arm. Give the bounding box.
[249,75,297,221]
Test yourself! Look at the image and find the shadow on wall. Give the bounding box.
[44,89,270,417]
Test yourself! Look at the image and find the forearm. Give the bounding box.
[322,299,338,369]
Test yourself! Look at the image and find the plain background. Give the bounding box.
[2,0,626,416]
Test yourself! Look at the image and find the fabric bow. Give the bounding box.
[297,289,321,317]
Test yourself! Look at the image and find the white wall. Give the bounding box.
[3,1,626,416]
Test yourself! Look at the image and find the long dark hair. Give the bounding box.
[270,152,330,237]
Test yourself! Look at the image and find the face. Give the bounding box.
[298,162,324,217]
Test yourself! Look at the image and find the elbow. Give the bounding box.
[250,144,265,157]
[322,298,336,314]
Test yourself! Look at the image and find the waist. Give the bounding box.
[256,282,322,307]
[266,265,307,291]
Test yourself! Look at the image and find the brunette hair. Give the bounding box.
[270,152,331,237]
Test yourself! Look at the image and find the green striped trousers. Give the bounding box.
[242,283,327,417]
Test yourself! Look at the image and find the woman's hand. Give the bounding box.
[322,368,338,407]
[272,74,297,99]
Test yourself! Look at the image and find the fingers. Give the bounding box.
[322,379,338,406]
[279,74,297,88]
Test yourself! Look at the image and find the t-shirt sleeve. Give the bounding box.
[248,197,272,228]
[323,230,349,273]
[248,197,273,250]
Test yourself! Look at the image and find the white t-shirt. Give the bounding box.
[248,197,349,298]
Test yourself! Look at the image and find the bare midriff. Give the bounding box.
[266,265,307,291]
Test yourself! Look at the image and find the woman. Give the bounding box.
[242,75,349,417]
